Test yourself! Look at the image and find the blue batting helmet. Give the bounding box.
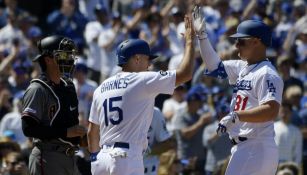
[230,20,272,46]
[116,39,158,66]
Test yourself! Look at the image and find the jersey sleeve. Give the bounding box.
[143,70,176,96]
[223,60,247,85]
[88,90,99,125]
[22,84,46,122]
[153,108,171,142]
[256,72,284,105]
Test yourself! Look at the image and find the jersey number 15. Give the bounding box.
[103,96,123,126]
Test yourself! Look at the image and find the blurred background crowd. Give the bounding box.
[0,0,306,174]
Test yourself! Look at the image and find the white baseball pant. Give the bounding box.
[225,138,278,175]
[91,144,144,175]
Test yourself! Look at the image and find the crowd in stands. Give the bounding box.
[0,0,306,174]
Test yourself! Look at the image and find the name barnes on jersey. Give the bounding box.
[100,77,129,93]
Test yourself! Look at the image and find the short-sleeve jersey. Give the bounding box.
[147,107,171,148]
[143,107,172,175]
[89,70,176,149]
[22,75,80,145]
[223,59,284,138]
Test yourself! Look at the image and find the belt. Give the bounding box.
[102,142,130,149]
[231,136,248,145]
[35,143,79,156]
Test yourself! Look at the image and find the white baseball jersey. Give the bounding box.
[223,59,283,138]
[144,107,171,175]
[89,70,176,151]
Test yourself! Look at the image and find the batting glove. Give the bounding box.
[192,6,208,40]
[216,112,239,135]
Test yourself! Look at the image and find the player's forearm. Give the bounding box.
[175,40,195,86]
[198,38,221,71]
[87,122,100,153]
[236,101,280,122]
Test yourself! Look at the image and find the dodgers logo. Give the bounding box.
[235,80,252,90]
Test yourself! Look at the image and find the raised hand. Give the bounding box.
[192,6,208,40]
[184,15,195,43]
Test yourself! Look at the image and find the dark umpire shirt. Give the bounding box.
[21,74,80,145]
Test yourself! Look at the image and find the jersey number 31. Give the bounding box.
[234,95,248,111]
[103,96,123,126]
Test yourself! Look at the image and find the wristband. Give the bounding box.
[90,151,99,162]
[197,30,208,40]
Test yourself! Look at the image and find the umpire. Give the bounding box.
[21,35,87,175]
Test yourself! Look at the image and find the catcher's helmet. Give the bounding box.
[116,39,158,66]
[33,35,77,77]
[230,20,272,47]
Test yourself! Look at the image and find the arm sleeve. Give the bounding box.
[198,39,221,71]
[22,117,66,139]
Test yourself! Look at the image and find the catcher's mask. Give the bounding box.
[33,35,77,78]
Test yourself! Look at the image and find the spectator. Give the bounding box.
[274,102,302,164]
[203,103,232,175]
[173,84,212,174]
[0,91,27,148]
[46,0,88,48]
[84,4,110,83]
[0,0,28,28]
[1,151,29,175]
[97,9,125,82]
[276,55,303,93]
[73,62,97,127]
[162,84,187,132]
[0,11,28,50]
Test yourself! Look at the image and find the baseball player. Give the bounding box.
[21,35,87,175]
[143,107,175,175]
[87,16,195,175]
[192,6,284,175]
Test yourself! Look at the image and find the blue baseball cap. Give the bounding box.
[116,39,158,66]
[230,20,272,46]
[186,84,208,102]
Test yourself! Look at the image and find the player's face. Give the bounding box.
[45,56,61,77]
[235,38,259,60]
